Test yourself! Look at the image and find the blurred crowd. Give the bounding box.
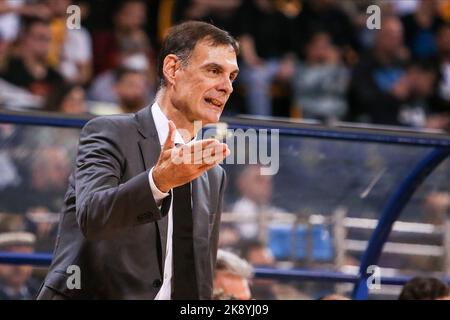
[0,0,449,130]
[1,0,450,300]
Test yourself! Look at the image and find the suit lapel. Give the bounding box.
[135,106,169,276]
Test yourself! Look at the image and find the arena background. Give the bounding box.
[0,0,450,300]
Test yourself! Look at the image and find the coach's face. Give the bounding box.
[169,40,239,125]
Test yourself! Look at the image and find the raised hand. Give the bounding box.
[152,121,230,193]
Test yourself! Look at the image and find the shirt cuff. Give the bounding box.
[149,167,170,206]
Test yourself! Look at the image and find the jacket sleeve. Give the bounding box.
[75,117,171,240]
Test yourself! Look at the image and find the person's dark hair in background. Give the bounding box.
[0,16,63,98]
[399,277,450,300]
[292,0,358,58]
[43,82,87,114]
[347,15,409,125]
[240,239,275,267]
[91,0,151,76]
[401,0,443,59]
[113,66,148,113]
[157,20,239,88]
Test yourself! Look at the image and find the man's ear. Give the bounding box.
[162,54,181,86]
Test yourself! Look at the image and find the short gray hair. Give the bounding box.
[216,249,253,279]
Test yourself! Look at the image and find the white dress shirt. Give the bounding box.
[148,102,186,300]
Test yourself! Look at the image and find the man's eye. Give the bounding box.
[210,68,220,74]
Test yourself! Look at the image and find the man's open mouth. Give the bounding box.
[204,97,224,108]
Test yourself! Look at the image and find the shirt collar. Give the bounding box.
[151,102,186,146]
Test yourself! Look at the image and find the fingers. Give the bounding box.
[162,120,176,151]
[199,144,230,167]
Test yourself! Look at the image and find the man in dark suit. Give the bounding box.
[37,21,239,300]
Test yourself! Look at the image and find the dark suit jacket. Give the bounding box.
[37,106,226,299]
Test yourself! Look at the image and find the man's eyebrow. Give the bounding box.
[204,63,239,75]
[204,63,224,70]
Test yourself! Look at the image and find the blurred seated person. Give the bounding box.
[230,165,286,241]
[241,239,275,267]
[238,0,295,116]
[424,191,450,225]
[399,277,450,300]
[348,16,448,130]
[176,0,242,38]
[291,0,357,57]
[43,82,88,114]
[25,207,59,253]
[91,0,154,77]
[240,240,277,300]
[428,23,450,131]
[0,16,63,98]
[397,59,440,128]
[0,0,51,45]
[0,231,40,300]
[45,0,93,85]
[2,145,70,213]
[293,31,350,122]
[401,0,443,60]
[348,16,410,125]
[89,67,150,115]
[213,249,253,300]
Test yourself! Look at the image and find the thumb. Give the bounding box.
[162,120,176,151]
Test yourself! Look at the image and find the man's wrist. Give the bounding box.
[152,167,171,193]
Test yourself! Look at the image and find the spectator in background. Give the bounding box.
[397,60,439,128]
[339,0,384,51]
[230,165,286,242]
[0,0,51,45]
[89,0,155,106]
[45,0,93,85]
[292,31,350,122]
[238,0,294,116]
[213,249,253,300]
[0,231,40,300]
[401,0,443,59]
[428,23,450,130]
[348,16,410,125]
[176,0,243,38]
[2,145,71,213]
[399,277,450,300]
[25,206,59,253]
[240,240,277,300]
[89,66,149,115]
[292,0,357,59]
[114,67,149,113]
[88,55,152,106]
[0,17,63,98]
[241,239,275,267]
[43,82,88,114]
[92,0,154,78]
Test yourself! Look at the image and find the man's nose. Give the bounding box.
[217,76,233,95]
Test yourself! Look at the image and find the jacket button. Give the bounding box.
[152,279,162,288]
